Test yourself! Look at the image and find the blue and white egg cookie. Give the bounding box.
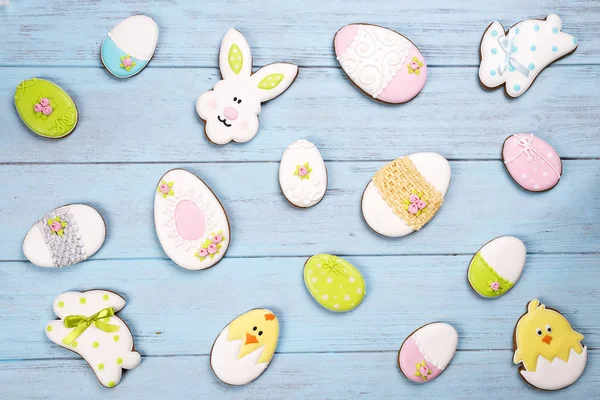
[101,15,159,78]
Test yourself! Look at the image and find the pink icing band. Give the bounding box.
[399,337,442,383]
[378,47,427,104]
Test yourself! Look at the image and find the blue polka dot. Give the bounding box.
[490,69,497,76]
[511,46,518,53]
[552,46,558,52]
[533,25,540,31]
[513,84,521,91]
[552,27,558,34]
[508,66,515,72]
[530,45,536,51]
[573,38,578,44]
[528,63,535,70]
[515,27,520,34]
[491,30,498,37]
[491,48,497,55]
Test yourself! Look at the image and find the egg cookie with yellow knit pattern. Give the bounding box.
[513,299,587,391]
[210,309,279,385]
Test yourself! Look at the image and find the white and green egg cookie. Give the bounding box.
[303,254,366,312]
[468,236,526,298]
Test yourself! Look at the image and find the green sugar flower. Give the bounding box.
[294,162,312,180]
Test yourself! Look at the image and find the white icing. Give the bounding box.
[107,15,158,61]
[479,236,526,283]
[361,153,451,237]
[337,24,412,98]
[479,14,577,97]
[210,326,268,386]
[520,347,587,391]
[196,28,298,145]
[412,323,458,370]
[154,169,230,270]
[45,290,141,388]
[23,204,106,268]
[278,139,327,208]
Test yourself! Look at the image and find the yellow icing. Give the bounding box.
[227,309,279,364]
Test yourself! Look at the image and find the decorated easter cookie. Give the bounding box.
[304,254,366,312]
[14,78,78,138]
[503,133,562,192]
[479,14,578,97]
[211,309,279,385]
[334,24,427,104]
[279,140,327,208]
[196,28,298,145]
[468,236,526,298]
[398,322,458,383]
[23,204,106,268]
[514,299,587,391]
[362,153,451,237]
[101,15,159,78]
[45,290,141,387]
[154,169,230,270]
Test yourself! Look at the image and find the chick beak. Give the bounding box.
[245,333,259,345]
[542,334,553,344]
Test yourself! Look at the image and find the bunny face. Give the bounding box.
[196,28,298,145]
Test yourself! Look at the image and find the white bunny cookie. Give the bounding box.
[196,28,298,144]
[479,14,578,97]
[45,290,141,387]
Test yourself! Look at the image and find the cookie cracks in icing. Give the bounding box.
[337,24,412,98]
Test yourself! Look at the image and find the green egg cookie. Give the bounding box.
[14,78,78,139]
[303,254,366,312]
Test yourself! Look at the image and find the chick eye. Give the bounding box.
[237,98,242,104]
[536,328,543,336]
[233,97,238,102]
[253,326,257,331]
[258,331,263,336]
[546,324,552,333]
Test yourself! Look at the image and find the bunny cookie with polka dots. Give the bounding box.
[45,290,141,387]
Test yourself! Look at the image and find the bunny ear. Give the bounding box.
[219,28,252,79]
[250,63,298,102]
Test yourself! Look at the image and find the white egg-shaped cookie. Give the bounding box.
[23,204,106,268]
[154,169,230,270]
[398,322,458,383]
[211,309,279,385]
[362,153,451,237]
[468,236,526,298]
[278,139,327,208]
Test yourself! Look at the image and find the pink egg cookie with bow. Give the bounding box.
[334,24,427,104]
[502,133,562,192]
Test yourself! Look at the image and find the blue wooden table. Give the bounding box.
[1,1,599,398]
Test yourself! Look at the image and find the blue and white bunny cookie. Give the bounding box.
[479,14,578,97]
[196,28,298,145]
[45,290,141,387]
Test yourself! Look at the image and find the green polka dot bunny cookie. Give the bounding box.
[45,290,140,387]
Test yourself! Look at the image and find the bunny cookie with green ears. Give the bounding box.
[196,28,298,145]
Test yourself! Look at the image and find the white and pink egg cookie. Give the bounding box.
[502,133,562,192]
[334,24,427,104]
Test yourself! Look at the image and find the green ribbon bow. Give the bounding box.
[62,307,120,346]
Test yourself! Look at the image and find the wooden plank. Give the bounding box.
[1,161,598,260]
[1,255,598,360]
[1,350,598,399]
[0,0,598,67]
[1,66,599,163]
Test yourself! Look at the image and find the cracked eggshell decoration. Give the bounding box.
[479,14,577,97]
[513,299,587,391]
[154,169,230,270]
[101,15,159,78]
[502,133,562,192]
[362,153,451,237]
[14,78,78,139]
[211,309,279,386]
[196,28,298,145]
[23,204,106,268]
[334,23,427,104]
[398,322,458,383]
[279,139,327,208]
[45,290,141,388]
[304,254,366,312]
[468,236,526,298]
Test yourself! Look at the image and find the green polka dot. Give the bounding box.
[113,335,119,342]
[79,298,86,304]
[72,341,78,348]
[102,294,109,301]
[116,358,123,365]
[107,381,115,387]
[98,363,104,370]
[46,325,52,332]
[58,301,64,308]
[92,341,99,348]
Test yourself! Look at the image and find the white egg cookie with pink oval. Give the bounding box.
[279,139,327,208]
[154,169,230,270]
[362,153,451,237]
[196,28,298,144]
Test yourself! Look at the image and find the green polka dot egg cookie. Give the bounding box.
[304,254,366,312]
[14,78,78,138]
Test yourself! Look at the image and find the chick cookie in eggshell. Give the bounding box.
[513,299,587,391]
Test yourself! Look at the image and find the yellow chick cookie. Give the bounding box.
[227,309,279,363]
[513,299,587,391]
